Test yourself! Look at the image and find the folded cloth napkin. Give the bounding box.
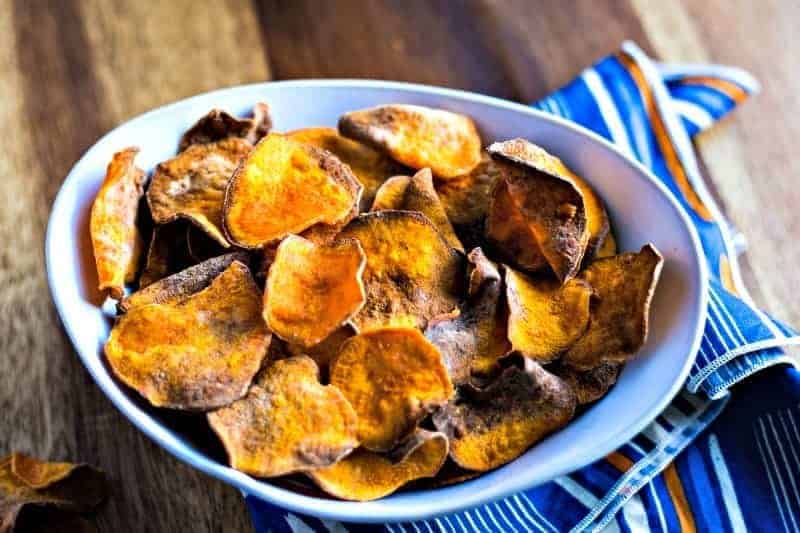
[246,41,800,532]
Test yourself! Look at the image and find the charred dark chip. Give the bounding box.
[90,147,147,299]
[148,138,252,246]
[433,361,576,471]
[550,361,622,405]
[425,248,509,384]
[208,356,358,478]
[564,244,663,370]
[179,102,272,151]
[487,139,590,281]
[119,251,249,313]
[338,211,464,332]
[488,139,610,258]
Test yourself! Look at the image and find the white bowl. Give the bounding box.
[45,80,706,523]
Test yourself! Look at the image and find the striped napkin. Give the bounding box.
[246,41,800,532]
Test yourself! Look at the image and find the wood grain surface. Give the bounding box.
[1,1,797,531]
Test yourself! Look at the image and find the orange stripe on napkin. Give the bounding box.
[617,52,715,222]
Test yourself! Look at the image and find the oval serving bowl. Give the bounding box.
[45,80,707,523]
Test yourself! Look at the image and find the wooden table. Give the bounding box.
[2,1,798,531]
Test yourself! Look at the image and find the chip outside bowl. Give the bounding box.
[45,80,707,523]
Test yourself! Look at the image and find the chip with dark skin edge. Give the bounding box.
[90,147,147,299]
[487,139,590,281]
[339,104,482,179]
[105,261,271,410]
[178,102,272,151]
[563,244,663,370]
[207,356,358,478]
[433,360,576,471]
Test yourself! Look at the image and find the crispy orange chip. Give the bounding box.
[148,138,251,246]
[330,328,454,451]
[90,147,146,299]
[425,249,509,384]
[339,211,463,331]
[505,266,592,363]
[487,139,590,281]
[433,361,576,471]
[105,261,271,410]
[308,430,448,501]
[551,361,622,405]
[339,104,482,178]
[288,127,401,210]
[179,102,272,151]
[1,453,109,531]
[264,235,366,348]
[371,168,464,251]
[564,244,663,370]
[223,133,362,248]
[119,251,249,313]
[208,356,358,478]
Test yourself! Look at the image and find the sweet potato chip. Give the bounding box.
[308,430,448,501]
[339,104,482,178]
[287,127,401,210]
[370,175,410,211]
[435,152,503,250]
[338,211,463,331]
[425,249,509,384]
[564,244,663,370]
[90,147,146,299]
[489,139,609,257]
[148,138,251,246]
[105,261,271,410]
[119,251,249,313]
[208,356,358,477]
[330,328,454,451]
[1,453,108,532]
[371,168,464,252]
[433,361,576,471]
[505,266,592,363]
[223,133,362,248]
[179,102,272,151]
[137,222,193,288]
[286,325,356,375]
[487,139,590,281]
[551,361,621,405]
[264,235,366,347]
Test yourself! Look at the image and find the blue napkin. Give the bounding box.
[247,41,800,532]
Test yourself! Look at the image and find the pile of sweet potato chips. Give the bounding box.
[90,103,663,501]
